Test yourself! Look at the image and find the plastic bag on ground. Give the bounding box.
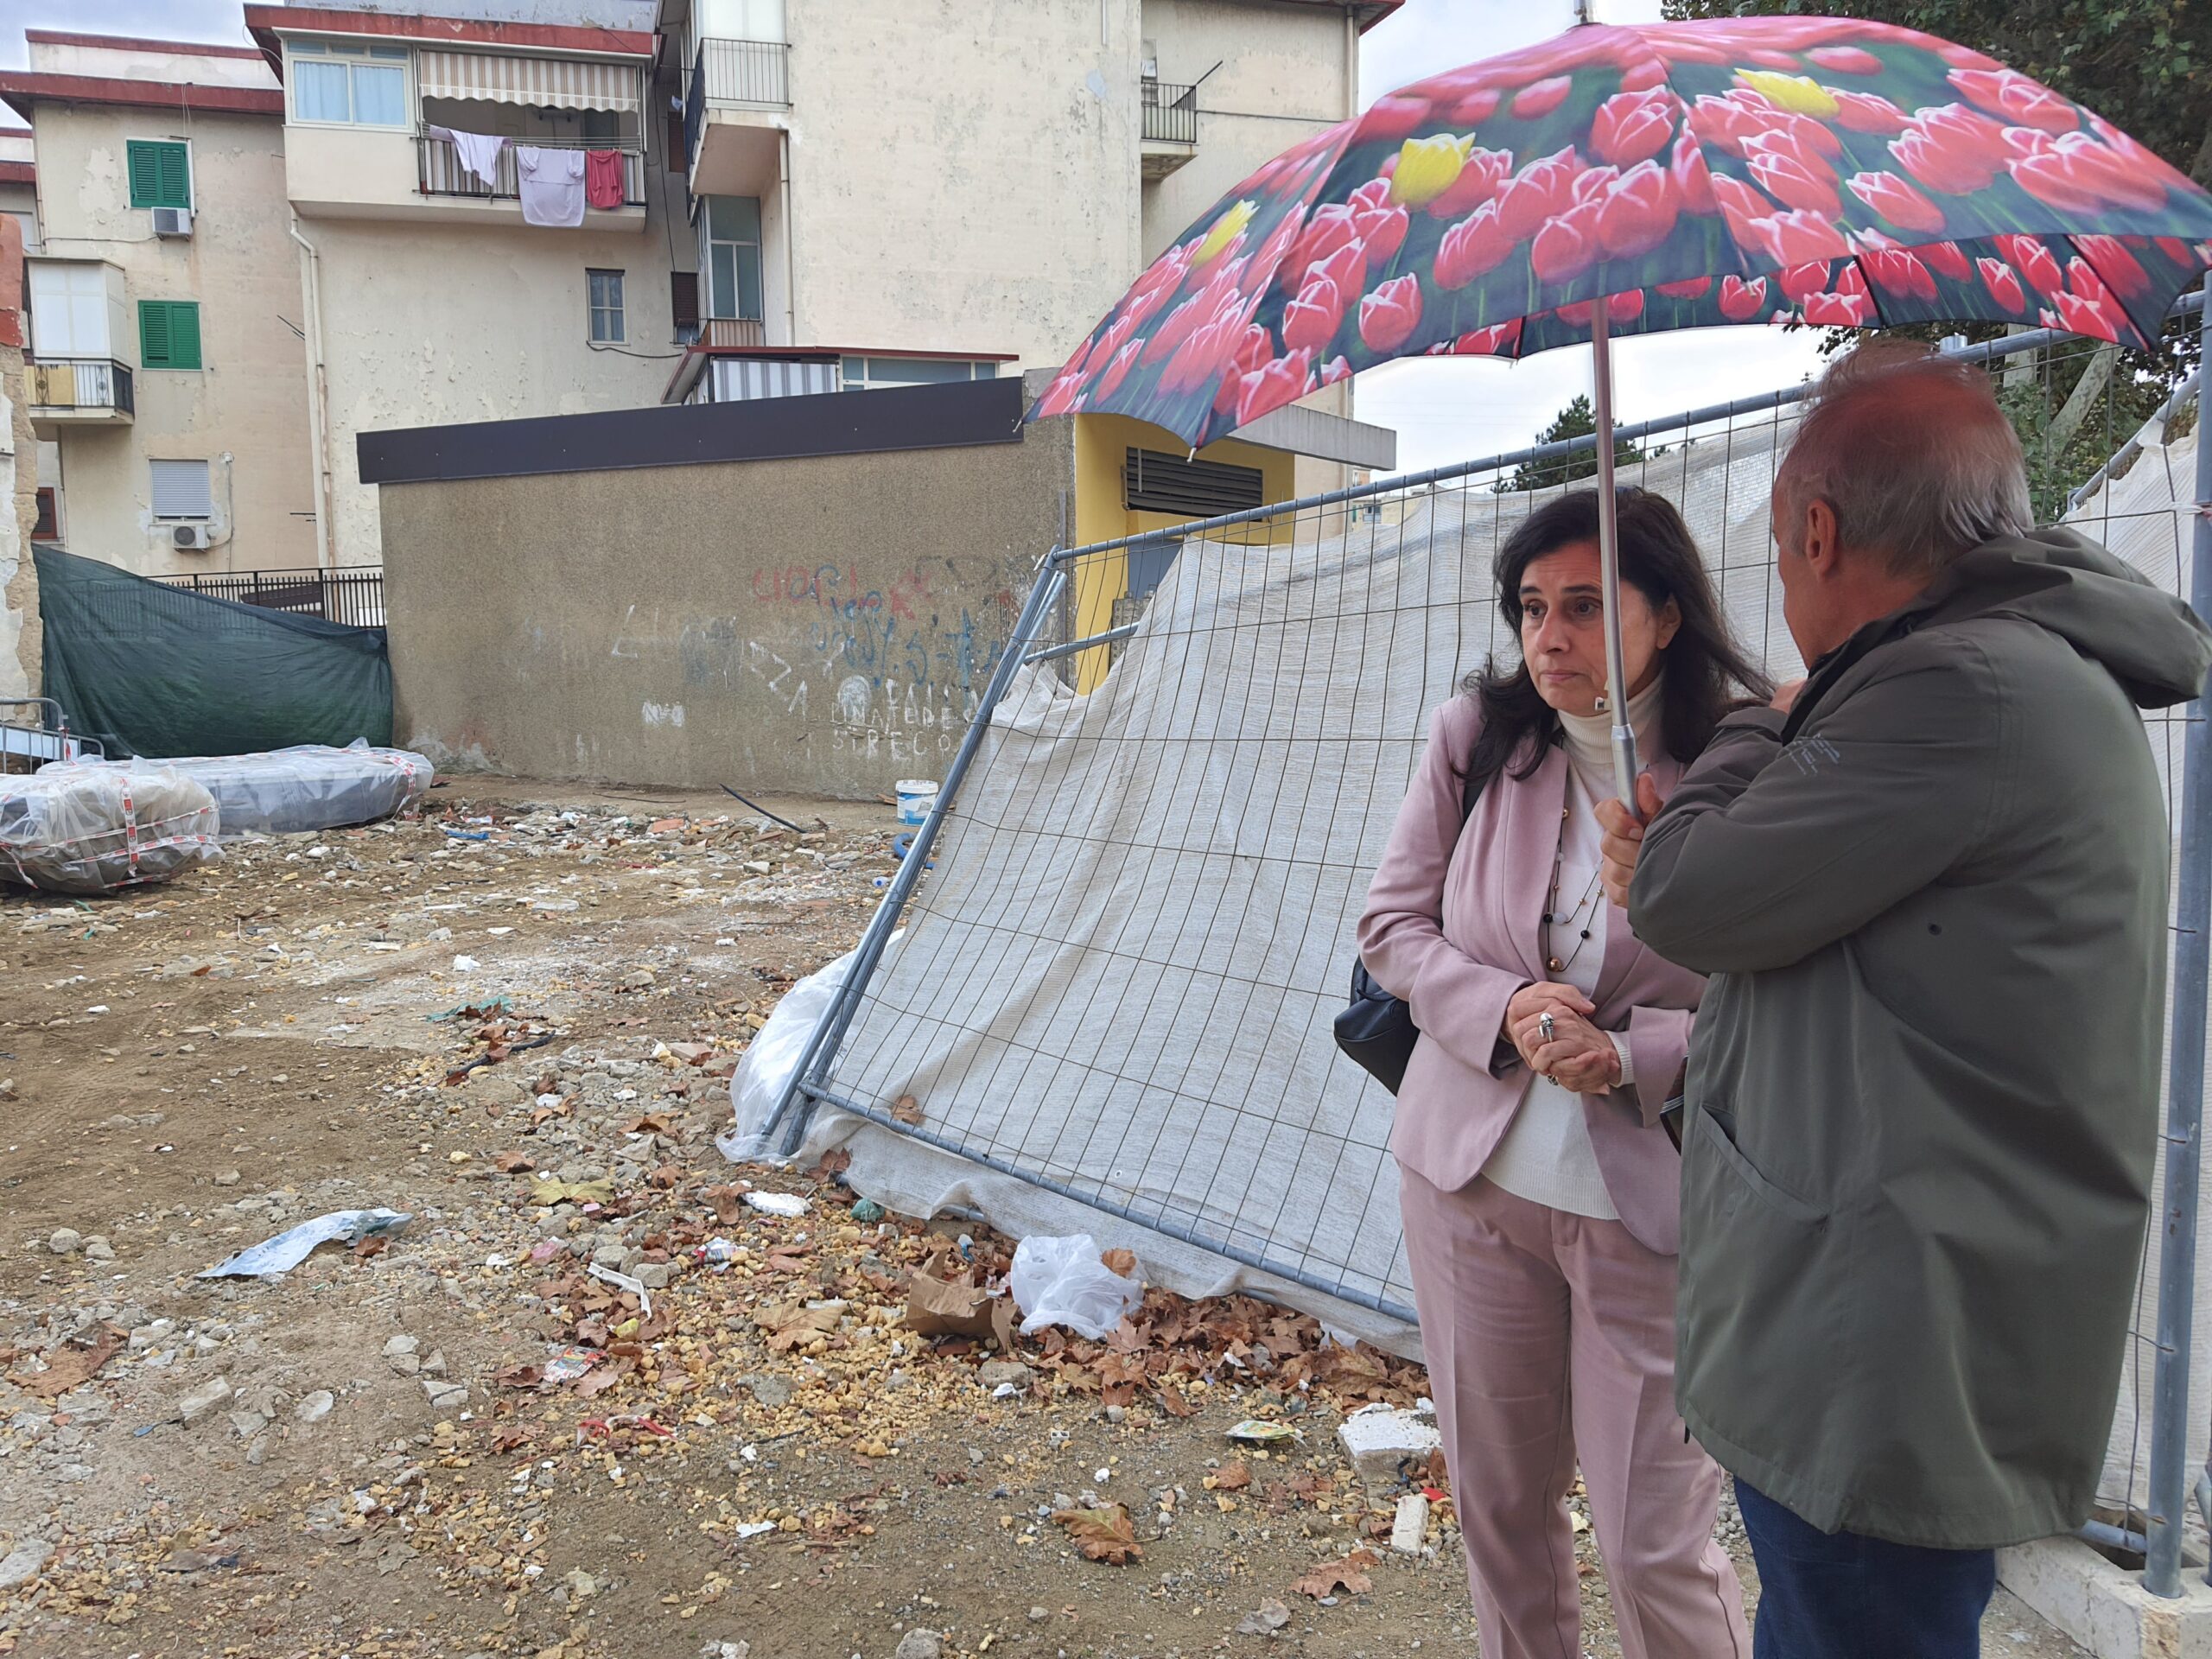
[197,1208,411,1278]
[0,764,220,894]
[1009,1233,1145,1339]
[719,936,896,1165]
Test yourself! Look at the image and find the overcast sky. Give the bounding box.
[3,0,1827,469]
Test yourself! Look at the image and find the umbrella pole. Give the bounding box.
[1588,301,1641,805]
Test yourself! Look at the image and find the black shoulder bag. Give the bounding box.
[1333,756,1484,1095]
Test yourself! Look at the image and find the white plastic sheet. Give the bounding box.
[718,936,897,1165]
[48,741,432,836]
[0,763,219,894]
[197,1208,412,1279]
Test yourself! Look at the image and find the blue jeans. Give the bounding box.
[1738,1478,1995,1657]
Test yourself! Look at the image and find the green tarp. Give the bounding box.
[35,545,392,758]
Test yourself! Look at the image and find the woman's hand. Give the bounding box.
[1504,981,1595,1071]
[1529,1009,1623,1094]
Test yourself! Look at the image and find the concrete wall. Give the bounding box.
[31,104,317,576]
[783,0,1147,370]
[307,213,683,566]
[377,422,1069,796]
[1137,0,1356,264]
[0,217,38,700]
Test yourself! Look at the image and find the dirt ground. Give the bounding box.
[0,776,2087,1659]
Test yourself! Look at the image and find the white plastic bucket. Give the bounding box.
[895,779,939,824]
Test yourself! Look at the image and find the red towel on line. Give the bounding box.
[584,149,625,210]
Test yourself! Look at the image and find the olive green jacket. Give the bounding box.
[1631,529,2212,1548]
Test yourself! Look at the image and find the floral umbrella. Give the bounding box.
[1029,17,2212,793]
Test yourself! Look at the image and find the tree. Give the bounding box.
[1497,394,1649,493]
[1664,0,2206,513]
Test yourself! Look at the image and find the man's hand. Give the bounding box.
[1597,773,1664,908]
[1504,981,1594,1071]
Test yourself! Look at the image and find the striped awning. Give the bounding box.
[416,49,640,112]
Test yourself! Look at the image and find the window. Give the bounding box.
[149,459,213,520]
[126,140,191,209]
[840,356,1001,391]
[138,300,202,371]
[587,269,626,343]
[289,41,409,127]
[33,487,58,541]
[28,263,111,357]
[1122,448,1264,517]
[702,195,762,321]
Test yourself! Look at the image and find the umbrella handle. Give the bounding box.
[1589,300,1643,809]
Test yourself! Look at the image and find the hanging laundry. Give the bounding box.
[515,146,586,227]
[583,149,626,211]
[428,126,506,189]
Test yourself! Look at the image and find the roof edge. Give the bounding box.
[0,71,285,124]
[25,30,264,60]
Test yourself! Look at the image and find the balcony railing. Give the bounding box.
[416,132,646,208]
[156,566,386,628]
[27,357,134,416]
[698,38,790,107]
[1142,79,1198,146]
[698,317,766,348]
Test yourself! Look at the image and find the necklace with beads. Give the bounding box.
[1541,798,1605,977]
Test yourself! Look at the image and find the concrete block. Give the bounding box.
[1999,1535,2212,1658]
[1338,1402,1441,1504]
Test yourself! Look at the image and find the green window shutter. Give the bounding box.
[126,141,191,209]
[138,302,201,370]
[169,302,201,370]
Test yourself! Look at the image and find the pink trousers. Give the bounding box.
[1399,1167,1749,1659]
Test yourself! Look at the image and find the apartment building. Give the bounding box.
[4,0,1393,577]
[3,33,316,574]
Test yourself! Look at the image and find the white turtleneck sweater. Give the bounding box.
[1482,676,1665,1220]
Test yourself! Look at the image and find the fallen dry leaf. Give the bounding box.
[493,1363,543,1389]
[1291,1548,1376,1599]
[1214,1460,1251,1492]
[1235,1598,1292,1635]
[7,1324,125,1398]
[755,1300,842,1353]
[1052,1504,1142,1565]
[1101,1247,1137,1278]
[493,1150,536,1173]
[890,1094,925,1127]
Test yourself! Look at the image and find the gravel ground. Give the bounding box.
[0,777,2087,1658]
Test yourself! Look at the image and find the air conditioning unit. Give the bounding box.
[151,207,194,238]
[171,523,212,550]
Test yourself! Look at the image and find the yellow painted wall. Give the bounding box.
[1067,410,1296,690]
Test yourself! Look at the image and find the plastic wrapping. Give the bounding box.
[1008,1234,1145,1339]
[719,936,898,1165]
[0,764,220,894]
[48,741,433,836]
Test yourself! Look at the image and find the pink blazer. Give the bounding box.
[1357,696,1699,1255]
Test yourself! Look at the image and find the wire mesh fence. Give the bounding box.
[779,306,2209,1558]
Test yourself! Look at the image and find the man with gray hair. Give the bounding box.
[1598,340,2212,1654]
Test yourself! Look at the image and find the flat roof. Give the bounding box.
[0,72,284,124]
[243,6,658,74]
[25,30,263,60]
[0,162,34,185]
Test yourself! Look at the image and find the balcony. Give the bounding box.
[417,132,645,211]
[699,317,766,348]
[685,37,789,198]
[28,357,134,425]
[1141,79,1198,180]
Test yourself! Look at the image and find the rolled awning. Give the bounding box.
[416,49,640,112]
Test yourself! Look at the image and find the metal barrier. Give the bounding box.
[772,292,2212,1593]
[155,567,385,628]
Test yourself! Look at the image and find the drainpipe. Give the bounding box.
[779,130,796,348]
[288,215,334,574]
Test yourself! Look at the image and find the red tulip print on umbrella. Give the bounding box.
[1032,16,2212,452]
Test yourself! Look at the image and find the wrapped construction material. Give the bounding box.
[48,741,432,836]
[0,764,220,894]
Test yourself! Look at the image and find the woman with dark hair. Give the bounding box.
[1358,486,1770,1659]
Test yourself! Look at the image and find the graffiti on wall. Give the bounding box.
[604,559,1018,765]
